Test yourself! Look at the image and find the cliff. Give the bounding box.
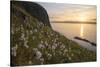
[11,1,51,27]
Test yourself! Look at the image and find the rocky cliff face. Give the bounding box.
[11,1,96,66]
[11,1,51,27]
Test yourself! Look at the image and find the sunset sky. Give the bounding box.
[38,2,96,23]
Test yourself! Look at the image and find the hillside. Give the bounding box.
[11,1,96,66]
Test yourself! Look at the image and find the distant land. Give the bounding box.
[51,21,96,24]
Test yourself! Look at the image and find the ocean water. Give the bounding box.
[51,23,96,51]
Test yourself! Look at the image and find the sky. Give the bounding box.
[37,2,96,23]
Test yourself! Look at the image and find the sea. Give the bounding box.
[51,23,96,52]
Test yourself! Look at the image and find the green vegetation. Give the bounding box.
[11,4,96,66]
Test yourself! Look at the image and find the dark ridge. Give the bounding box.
[11,1,51,27]
[74,36,96,46]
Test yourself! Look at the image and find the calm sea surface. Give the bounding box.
[51,23,96,52]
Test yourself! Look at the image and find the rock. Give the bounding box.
[74,36,96,46]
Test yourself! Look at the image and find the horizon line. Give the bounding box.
[51,21,96,24]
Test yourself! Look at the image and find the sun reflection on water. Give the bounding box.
[80,24,84,37]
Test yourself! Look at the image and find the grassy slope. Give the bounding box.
[11,4,96,66]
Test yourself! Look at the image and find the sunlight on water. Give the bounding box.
[51,23,96,51]
[80,24,84,37]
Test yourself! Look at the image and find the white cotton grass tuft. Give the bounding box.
[36,51,42,59]
[41,40,43,44]
[11,44,18,56]
[64,49,68,53]
[47,53,52,59]
[51,33,53,36]
[38,44,45,49]
[29,60,32,64]
[33,48,42,59]
[34,29,38,32]
[33,48,38,51]
[20,32,26,41]
[30,30,33,35]
[24,40,29,48]
[54,39,57,43]
[60,44,65,49]
[40,58,44,64]
[16,27,20,32]
[71,53,74,56]
[45,41,48,46]
[20,25,24,30]
[68,56,72,60]
[38,22,43,27]
[52,45,56,50]
[53,43,58,48]
[52,42,59,50]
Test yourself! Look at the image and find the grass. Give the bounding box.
[11,4,96,66]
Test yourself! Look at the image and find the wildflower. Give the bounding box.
[47,53,52,59]
[40,30,44,33]
[33,48,38,52]
[59,42,62,45]
[39,22,44,27]
[64,49,68,53]
[38,44,45,49]
[16,27,20,32]
[48,35,50,38]
[21,33,25,40]
[41,40,43,44]
[60,44,65,49]
[68,56,72,60]
[40,58,44,64]
[56,34,58,38]
[34,29,37,32]
[47,45,51,49]
[30,30,33,34]
[29,60,32,64]
[20,25,23,30]
[11,29,14,35]
[69,47,71,51]
[51,33,53,36]
[54,39,57,43]
[33,48,42,59]
[36,51,42,59]
[11,44,18,56]
[45,41,48,46]
[52,40,54,42]
[71,53,74,56]
[52,45,56,50]
[24,40,29,48]
[54,43,58,48]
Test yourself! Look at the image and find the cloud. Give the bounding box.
[38,2,96,22]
